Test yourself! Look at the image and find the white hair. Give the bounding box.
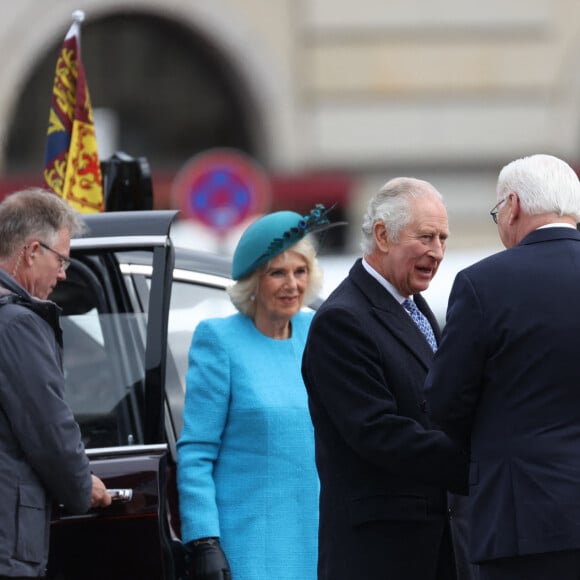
[496,154,580,221]
[360,177,444,254]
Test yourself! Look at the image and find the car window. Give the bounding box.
[62,310,147,448]
[55,245,236,450]
[51,251,152,450]
[167,280,236,393]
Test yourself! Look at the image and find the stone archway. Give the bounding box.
[3,9,266,203]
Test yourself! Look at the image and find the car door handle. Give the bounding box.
[107,488,133,502]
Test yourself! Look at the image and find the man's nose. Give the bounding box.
[429,238,445,260]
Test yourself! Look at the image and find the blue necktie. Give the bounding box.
[402,298,437,352]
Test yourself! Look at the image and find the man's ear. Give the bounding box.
[507,192,520,225]
[25,241,40,265]
[373,221,390,252]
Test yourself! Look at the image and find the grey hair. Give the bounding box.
[496,154,580,221]
[227,236,323,317]
[0,188,85,259]
[360,177,444,254]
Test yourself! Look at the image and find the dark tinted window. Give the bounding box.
[51,251,151,449]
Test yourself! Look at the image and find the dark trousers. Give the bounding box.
[435,521,457,580]
[479,549,580,580]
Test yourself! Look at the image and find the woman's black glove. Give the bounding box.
[187,538,232,580]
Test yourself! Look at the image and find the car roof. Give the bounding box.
[173,246,232,279]
[81,209,178,238]
[117,246,232,280]
[76,210,233,280]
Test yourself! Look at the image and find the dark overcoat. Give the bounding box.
[302,259,467,580]
[427,227,580,563]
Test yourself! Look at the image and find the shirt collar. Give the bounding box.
[537,223,576,230]
[362,257,407,304]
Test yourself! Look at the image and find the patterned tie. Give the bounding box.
[402,298,438,352]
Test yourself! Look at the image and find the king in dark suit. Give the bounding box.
[302,177,469,580]
[426,153,580,580]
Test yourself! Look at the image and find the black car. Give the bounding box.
[46,210,236,579]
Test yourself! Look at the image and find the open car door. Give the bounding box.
[46,210,186,579]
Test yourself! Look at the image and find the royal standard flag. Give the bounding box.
[44,11,104,213]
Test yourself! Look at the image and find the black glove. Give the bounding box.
[188,538,232,580]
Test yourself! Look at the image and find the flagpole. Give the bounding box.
[71,10,85,24]
[71,10,85,52]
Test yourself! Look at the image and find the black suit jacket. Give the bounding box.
[302,259,467,580]
[427,227,580,563]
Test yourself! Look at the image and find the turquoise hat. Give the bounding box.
[232,204,337,280]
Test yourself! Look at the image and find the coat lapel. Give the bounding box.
[348,260,436,369]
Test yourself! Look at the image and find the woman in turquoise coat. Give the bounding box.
[177,206,336,579]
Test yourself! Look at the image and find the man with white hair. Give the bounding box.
[426,154,580,579]
[303,177,468,580]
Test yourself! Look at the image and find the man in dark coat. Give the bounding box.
[426,154,580,580]
[302,177,468,580]
[0,189,111,579]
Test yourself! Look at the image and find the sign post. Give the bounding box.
[172,149,271,250]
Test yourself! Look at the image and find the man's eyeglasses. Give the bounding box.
[490,196,508,224]
[38,241,71,271]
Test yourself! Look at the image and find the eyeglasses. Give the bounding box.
[38,241,71,271]
[489,196,508,224]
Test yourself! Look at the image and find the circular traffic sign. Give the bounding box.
[172,149,271,232]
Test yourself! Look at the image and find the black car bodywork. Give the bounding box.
[46,210,235,579]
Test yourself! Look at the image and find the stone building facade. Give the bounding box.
[0,0,579,250]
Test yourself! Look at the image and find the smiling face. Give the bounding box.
[253,250,309,336]
[376,193,448,297]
